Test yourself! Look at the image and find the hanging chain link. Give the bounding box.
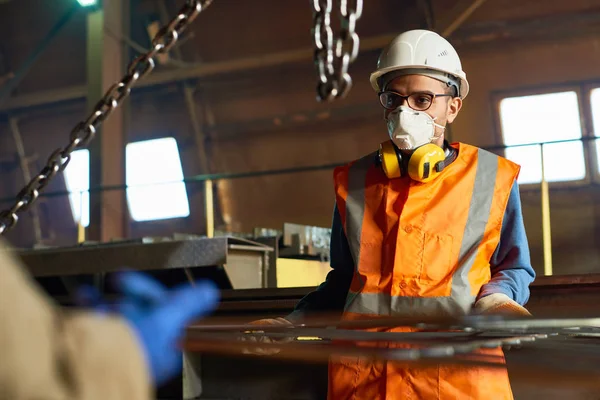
[311,0,363,102]
[0,0,214,236]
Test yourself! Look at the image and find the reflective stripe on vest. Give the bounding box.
[342,148,500,317]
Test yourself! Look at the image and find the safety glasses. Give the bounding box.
[378,91,453,111]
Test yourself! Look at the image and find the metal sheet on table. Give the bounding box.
[15,236,272,277]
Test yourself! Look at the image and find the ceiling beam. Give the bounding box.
[3,8,600,114]
[2,85,87,111]
[451,9,600,48]
[0,32,395,113]
[138,33,396,88]
[437,0,489,37]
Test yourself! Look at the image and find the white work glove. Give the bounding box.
[240,317,294,356]
[473,293,532,317]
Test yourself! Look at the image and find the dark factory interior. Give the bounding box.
[0,1,599,399]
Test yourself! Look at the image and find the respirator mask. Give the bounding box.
[386,106,445,150]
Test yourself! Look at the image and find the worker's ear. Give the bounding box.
[446,97,462,124]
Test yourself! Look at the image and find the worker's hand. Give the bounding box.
[473,293,532,317]
[241,317,294,356]
[76,272,219,386]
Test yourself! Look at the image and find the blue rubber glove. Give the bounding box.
[76,272,219,386]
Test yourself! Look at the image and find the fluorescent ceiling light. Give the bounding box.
[77,0,98,7]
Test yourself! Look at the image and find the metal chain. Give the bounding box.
[311,0,363,102]
[0,0,214,236]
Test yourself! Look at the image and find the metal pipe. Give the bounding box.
[181,324,600,384]
[205,179,214,238]
[189,315,600,332]
[540,144,553,276]
[187,331,547,359]
[77,190,86,243]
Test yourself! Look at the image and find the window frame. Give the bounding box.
[491,80,600,190]
[582,83,600,182]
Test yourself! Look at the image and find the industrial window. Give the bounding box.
[499,91,586,185]
[125,137,190,222]
[591,88,600,173]
[63,149,90,227]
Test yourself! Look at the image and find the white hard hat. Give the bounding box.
[370,30,469,99]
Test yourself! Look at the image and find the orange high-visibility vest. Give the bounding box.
[328,143,520,400]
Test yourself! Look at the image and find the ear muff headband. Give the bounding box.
[378,141,456,183]
[379,140,402,179]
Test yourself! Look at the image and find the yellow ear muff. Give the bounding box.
[379,140,402,179]
[407,143,447,183]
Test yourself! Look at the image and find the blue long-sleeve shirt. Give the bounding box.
[288,181,536,322]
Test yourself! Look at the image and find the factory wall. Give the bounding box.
[1,34,598,277]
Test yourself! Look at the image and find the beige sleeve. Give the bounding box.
[0,241,152,400]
